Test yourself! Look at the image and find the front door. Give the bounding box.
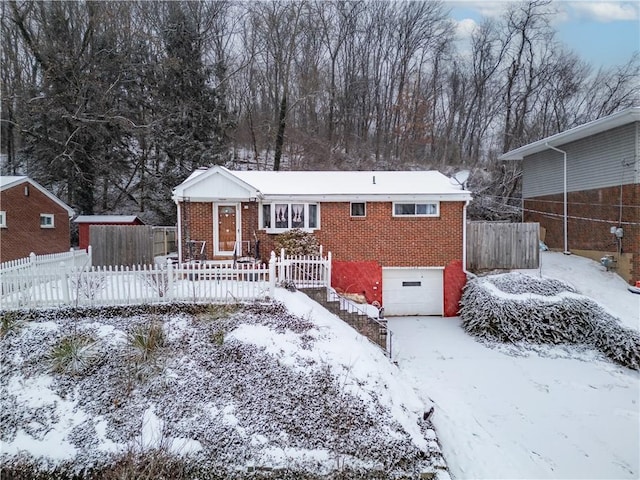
[216,205,238,255]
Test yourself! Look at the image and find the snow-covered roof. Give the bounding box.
[173,166,472,202]
[0,175,75,217]
[74,215,143,224]
[499,106,640,160]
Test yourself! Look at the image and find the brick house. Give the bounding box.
[0,176,75,263]
[172,167,472,316]
[499,107,640,285]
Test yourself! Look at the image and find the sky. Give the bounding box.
[447,1,639,69]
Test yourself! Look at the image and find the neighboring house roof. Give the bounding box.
[0,175,75,217]
[74,215,143,224]
[499,106,640,160]
[173,166,472,202]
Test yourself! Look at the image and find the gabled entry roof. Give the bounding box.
[172,166,472,202]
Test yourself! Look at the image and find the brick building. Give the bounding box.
[172,167,472,316]
[0,176,75,263]
[499,107,640,285]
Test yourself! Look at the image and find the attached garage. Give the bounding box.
[382,268,444,316]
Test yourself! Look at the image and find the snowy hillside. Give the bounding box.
[0,291,446,479]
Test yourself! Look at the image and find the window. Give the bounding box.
[40,213,55,228]
[0,211,6,228]
[393,202,439,217]
[261,203,319,232]
[351,202,366,217]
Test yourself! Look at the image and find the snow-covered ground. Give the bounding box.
[1,292,446,478]
[388,251,640,479]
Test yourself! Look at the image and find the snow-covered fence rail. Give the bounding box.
[276,248,331,288]
[0,248,91,299]
[0,258,275,310]
[466,221,540,271]
[0,248,91,272]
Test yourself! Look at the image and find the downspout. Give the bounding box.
[545,143,570,255]
[462,199,471,275]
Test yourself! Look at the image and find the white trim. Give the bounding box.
[176,199,183,262]
[259,193,471,202]
[392,201,439,217]
[350,202,366,217]
[40,213,55,228]
[172,166,261,201]
[214,203,241,256]
[260,201,320,233]
[382,266,445,271]
[0,210,6,228]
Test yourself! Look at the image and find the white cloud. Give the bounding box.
[456,18,479,41]
[569,1,639,22]
[445,1,508,18]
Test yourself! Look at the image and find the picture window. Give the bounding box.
[393,202,439,217]
[261,203,319,232]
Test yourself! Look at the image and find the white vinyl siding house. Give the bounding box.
[521,122,638,198]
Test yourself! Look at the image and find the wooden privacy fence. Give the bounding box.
[90,225,154,267]
[466,222,540,271]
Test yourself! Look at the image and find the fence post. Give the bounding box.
[87,245,93,268]
[279,248,286,283]
[326,251,332,288]
[166,259,174,300]
[269,251,277,298]
[60,261,70,304]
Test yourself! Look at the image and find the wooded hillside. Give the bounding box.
[1,0,638,224]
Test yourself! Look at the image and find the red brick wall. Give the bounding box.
[182,200,464,266]
[179,202,215,260]
[524,183,639,284]
[181,199,467,315]
[0,181,71,262]
[239,201,465,266]
[315,202,464,266]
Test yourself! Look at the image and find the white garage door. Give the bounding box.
[382,268,443,316]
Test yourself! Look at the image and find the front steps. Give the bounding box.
[300,287,388,354]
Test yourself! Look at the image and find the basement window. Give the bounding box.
[0,211,6,227]
[260,203,320,233]
[393,202,439,217]
[40,213,55,228]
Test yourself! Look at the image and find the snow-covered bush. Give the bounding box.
[274,229,320,256]
[460,272,640,370]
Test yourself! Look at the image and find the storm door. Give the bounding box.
[215,204,239,255]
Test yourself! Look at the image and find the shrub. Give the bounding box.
[127,320,165,363]
[49,334,98,375]
[459,272,640,370]
[0,310,23,338]
[274,229,320,256]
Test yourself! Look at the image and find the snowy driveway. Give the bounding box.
[388,316,639,479]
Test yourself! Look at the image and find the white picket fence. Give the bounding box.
[0,247,92,272]
[0,249,332,310]
[276,248,332,288]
